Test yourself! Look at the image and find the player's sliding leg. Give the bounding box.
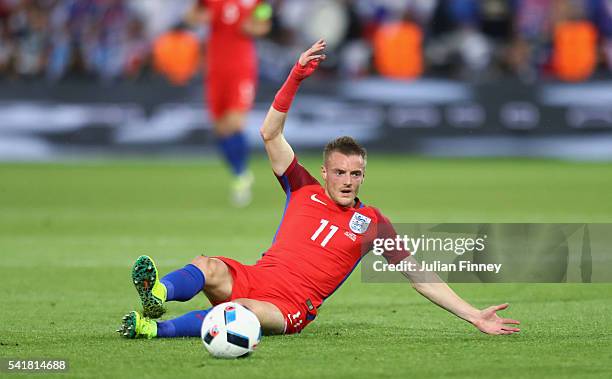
[132,255,207,318]
[133,255,232,318]
[117,311,159,339]
[156,309,212,337]
[153,299,284,337]
[132,255,167,318]
[118,299,284,339]
[117,309,212,339]
[233,298,285,335]
[214,110,253,207]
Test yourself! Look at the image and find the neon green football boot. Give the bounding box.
[132,255,166,318]
[117,311,157,339]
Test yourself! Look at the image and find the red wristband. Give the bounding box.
[272,61,318,113]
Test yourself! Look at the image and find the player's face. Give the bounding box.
[321,152,365,207]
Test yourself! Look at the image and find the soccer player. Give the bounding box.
[191,0,272,207]
[118,40,521,338]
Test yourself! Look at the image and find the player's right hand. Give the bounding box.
[294,39,327,80]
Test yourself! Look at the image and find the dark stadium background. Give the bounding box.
[1,1,612,378]
[1,0,612,160]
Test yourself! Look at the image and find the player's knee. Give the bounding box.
[190,256,227,284]
[214,113,244,136]
[226,113,245,131]
[234,298,259,313]
[234,298,285,335]
[212,121,229,136]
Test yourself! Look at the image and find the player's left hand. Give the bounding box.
[472,303,520,335]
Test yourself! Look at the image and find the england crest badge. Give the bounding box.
[349,212,371,234]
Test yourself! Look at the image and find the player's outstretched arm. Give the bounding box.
[401,256,521,335]
[260,39,326,175]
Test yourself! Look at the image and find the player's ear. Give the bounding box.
[320,165,327,180]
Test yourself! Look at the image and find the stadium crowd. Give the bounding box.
[1,0,611,83]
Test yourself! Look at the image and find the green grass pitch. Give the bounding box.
[1,155,611,378]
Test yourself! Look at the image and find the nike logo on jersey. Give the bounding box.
[310,194,327,206]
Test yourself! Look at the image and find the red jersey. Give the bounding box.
[200,0,261,75]
[255,157,409,311]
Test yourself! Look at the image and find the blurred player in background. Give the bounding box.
[190,0,272,207]
[118,40,521,339]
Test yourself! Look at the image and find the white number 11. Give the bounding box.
[311,219,339,247]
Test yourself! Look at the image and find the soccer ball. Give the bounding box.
[200,302,262,359]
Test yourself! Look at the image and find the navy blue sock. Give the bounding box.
[217,131,248,176]
[157,309,211,338]
[160,264,205,302]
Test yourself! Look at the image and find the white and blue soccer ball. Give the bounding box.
[200,302,262,359]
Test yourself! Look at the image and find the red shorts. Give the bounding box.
[206,70,256,121]
[211,257,317,334]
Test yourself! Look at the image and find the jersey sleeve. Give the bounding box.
[275,156,319,194]
[372,208,411,265]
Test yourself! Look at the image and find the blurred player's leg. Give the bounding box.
[214,110,254,207]
[208,70,256,207]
